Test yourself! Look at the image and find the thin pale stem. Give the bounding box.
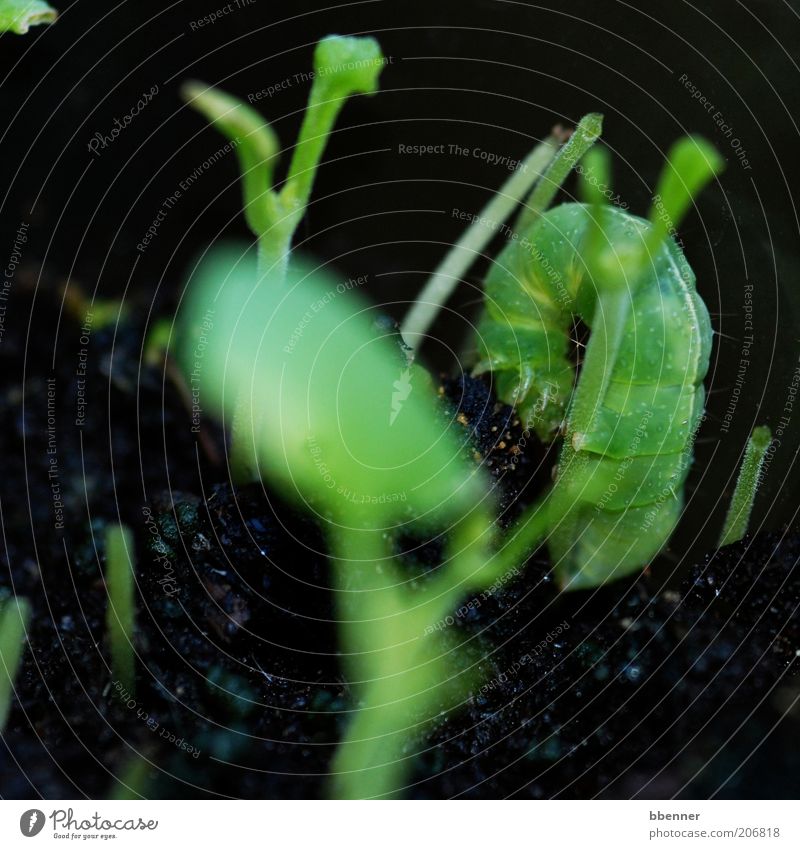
[400,134,561,348]
[515,112,603,232]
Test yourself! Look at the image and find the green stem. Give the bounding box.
[105,524,137,695]
[400,134,561,347]
[281,91,346,214]
[430,496,550,599]
[566,288,630,439]
[182,36,385,283]
[515,112,603,232]
[428,509,494,596]
[329,503,495,799]
[0,597,32,731]
[548,288,630,589]
[719,426,772,547]
[328,526,409,799]
[490,494,552,580]
[329,496,555,799]
[256,217,294,279]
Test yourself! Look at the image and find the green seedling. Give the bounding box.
[180,250,493,796]
[0,596,32,731]
[182,35,384,278]
[183,35,387,481]
[180,247,564,797]
[105,524,137,695]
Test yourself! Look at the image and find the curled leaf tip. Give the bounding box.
[0,0,57,34]
[578,112,604,140]
[181,80,281,239]
[314,34,385,95]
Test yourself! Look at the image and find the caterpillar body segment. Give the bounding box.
[475,201,713,589]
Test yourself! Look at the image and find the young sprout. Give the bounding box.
[0,596,32,731]
[182,35,385,278]
[0,0,57,34]
[719,426,773,547]
[183,35,386,481]
[329,497,553,799]
[105,524,137,695]
[181,248,508,797]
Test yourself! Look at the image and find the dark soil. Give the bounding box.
[411,533,800,798]
[1,283,798,799]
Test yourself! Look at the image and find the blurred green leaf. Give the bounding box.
[179,246,488,526]
[0,0,56,34]
[179,247,501,797]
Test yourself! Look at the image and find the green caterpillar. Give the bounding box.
[474,139,723,589]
